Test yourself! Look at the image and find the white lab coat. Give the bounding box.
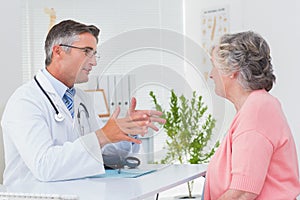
[1,70,139,185]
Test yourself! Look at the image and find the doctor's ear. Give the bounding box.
[53,45,62,56]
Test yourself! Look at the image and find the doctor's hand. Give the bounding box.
[127,97,166,131]
[95,97,165,148]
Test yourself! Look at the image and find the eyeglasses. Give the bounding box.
[59,44,100,60]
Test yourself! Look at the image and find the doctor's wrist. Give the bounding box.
[95,129,109,148]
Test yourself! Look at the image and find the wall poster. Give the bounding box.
[201,6,229,79]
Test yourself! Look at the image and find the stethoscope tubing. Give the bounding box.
[34,75,65,122]
[34,74,91,130]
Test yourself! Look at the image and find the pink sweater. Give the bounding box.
[204,90,300,199]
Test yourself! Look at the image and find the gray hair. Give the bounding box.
[44,19,100,66]
[212,31,276,92]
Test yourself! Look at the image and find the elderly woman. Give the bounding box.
[204,31,300,199]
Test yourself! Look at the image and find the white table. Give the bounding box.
[3,164,207,200]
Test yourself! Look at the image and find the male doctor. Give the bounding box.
[1,19,165,185]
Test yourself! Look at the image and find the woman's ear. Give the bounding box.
[229,71,238,79]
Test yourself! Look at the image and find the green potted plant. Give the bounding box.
[149,90,219,199]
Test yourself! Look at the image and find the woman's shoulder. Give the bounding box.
[244,89,280,114]
[237,89,289,140]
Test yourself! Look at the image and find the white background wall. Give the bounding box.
[0,1,22,105]
[0,0,22,183]
[184,0,300,167]
[0,0,299,193]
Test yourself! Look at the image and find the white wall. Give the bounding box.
[184,0,300,165]
[0,1,22,103]
[0,0,22,183]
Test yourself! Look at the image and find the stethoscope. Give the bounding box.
[77,102,90,135]
[34,75,90,125]
[104,156,141,171]
[34,75,65,122]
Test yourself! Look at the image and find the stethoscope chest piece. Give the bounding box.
[55,113,65,122]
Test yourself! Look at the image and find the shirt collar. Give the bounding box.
[41,68,71,99]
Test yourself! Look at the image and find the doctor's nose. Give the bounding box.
[88,55,99,66]
[93,51,100,64]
